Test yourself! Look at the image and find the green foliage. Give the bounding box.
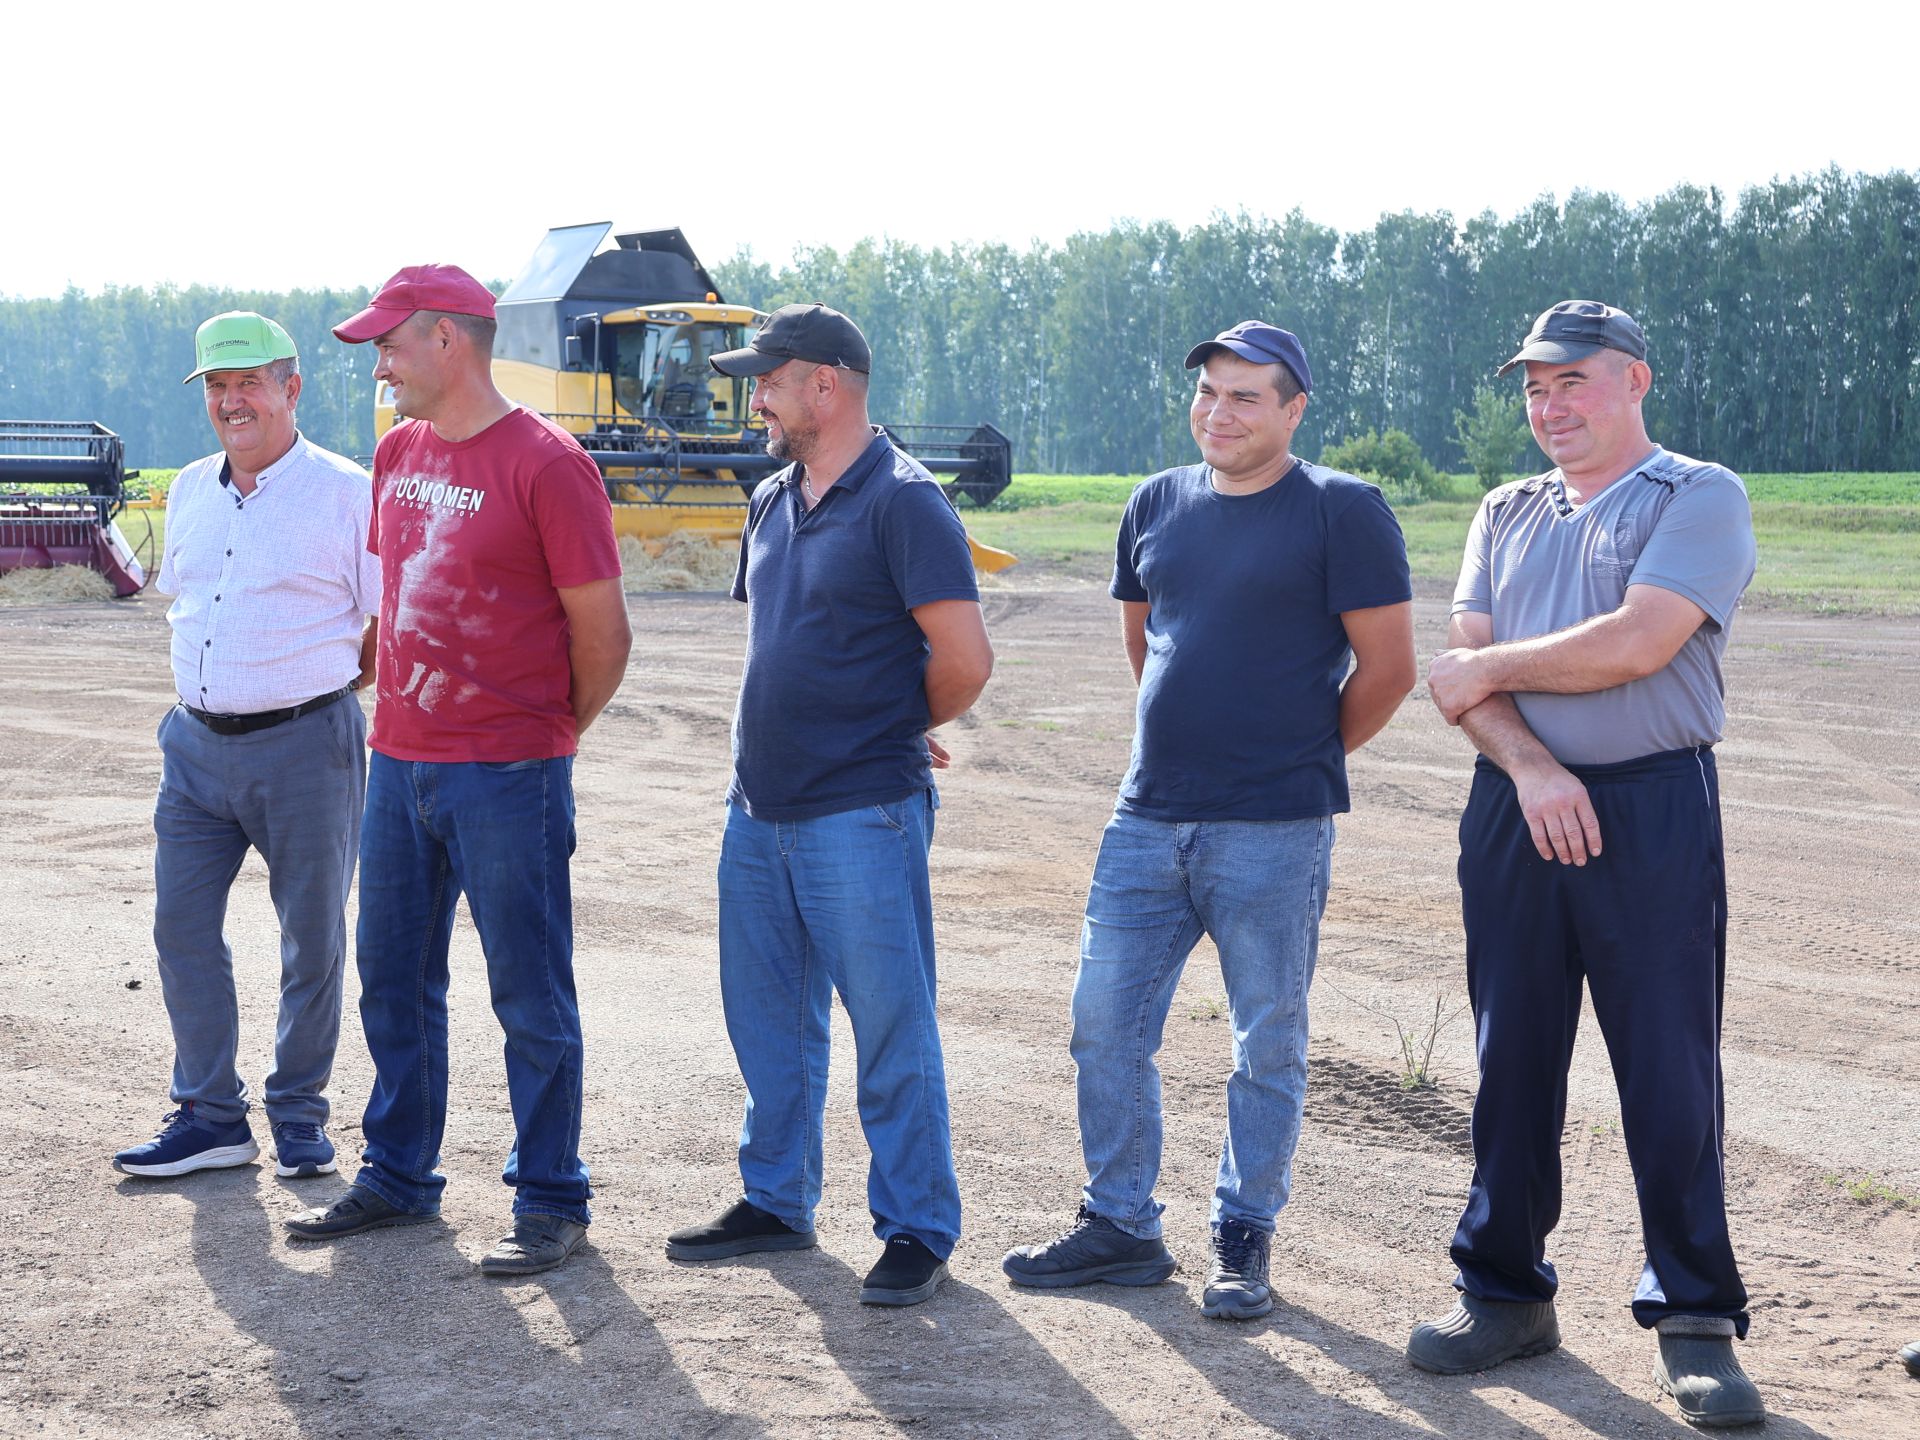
[8,169,1920,475]
[1453,384,1535,489]
[1319,428,1445,502]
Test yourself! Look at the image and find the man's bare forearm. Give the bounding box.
[1458,692,1558,776]
[569,634,631,738]
[1340,659,1413,753]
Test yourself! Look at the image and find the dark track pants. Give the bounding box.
[1449,746,1749,1335]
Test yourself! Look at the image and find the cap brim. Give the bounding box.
[332,305,418,345]
[1184,339,1309,394]
[709,346,788,377]
[1495,339,1605,377]
[181,354,297,384]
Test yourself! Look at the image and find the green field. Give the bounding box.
[962,472,1920,615]
[113,469,1919,614]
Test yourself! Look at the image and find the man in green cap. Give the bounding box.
[113,312,380,1185]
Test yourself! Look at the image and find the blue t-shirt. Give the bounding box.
[1112,461,1411,821]
[730,430,980,821]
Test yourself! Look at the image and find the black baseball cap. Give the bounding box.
[1184,320,1313,395]
[710,302,872,377]
[1497,300,1647,376]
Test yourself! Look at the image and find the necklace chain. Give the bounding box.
[801,472,819,505]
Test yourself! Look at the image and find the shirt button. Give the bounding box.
[226,549,232,557]
[204,640,211,648]
[214,595,221,602]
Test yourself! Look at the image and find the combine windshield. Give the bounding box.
[611,321,750,428]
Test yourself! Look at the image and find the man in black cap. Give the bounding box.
[1412,301,1764,1428]
[665,304,993,1307]
[1003,321,1415,1320]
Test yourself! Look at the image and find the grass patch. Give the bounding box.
[969,472,1920,614]
[1821,1173,1918,1208]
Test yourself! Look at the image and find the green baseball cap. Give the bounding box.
[182,311,299,383]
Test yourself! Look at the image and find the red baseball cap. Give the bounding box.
[333,264,497,343]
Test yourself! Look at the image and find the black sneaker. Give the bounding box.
[860,1236,949,1306]
[1202,1219,1273,1320]
[665,1198,817,1261]
[1002,1204,1177,1288]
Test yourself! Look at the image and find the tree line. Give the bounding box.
[2,168,1914,477]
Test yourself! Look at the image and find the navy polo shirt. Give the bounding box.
[729,429,979,821]
[1112,461,1411,821]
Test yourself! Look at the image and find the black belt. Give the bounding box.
[181,686,353,736]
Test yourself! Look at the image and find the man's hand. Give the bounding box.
[1511,760,1603,865]
[927,733,951,770]
[1429,647,1494,725]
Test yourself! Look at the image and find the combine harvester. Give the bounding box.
[0,421,147,596]
[376,223,1016,571]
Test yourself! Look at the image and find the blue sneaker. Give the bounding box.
[271,1120,338,1178]
[113,1103,259,1178]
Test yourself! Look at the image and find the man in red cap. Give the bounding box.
[285,265,631,1278]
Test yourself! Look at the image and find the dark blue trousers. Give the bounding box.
[1450,746,1749,1335]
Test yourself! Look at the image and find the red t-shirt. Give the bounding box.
[366,408,622,762]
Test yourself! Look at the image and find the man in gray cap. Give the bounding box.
[114,312,378,1184]
[1002,320,1415,1320]
[1411,301,1764,1428]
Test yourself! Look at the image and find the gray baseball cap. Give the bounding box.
[1497,300,1647,377]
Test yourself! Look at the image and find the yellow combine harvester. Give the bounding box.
[374,223,1015,571]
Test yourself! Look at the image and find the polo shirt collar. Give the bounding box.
[218,431,309,493]
[785,427,891,496]
[1520,445,1667,498]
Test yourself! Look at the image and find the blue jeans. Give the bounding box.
[353,753,590,1225]
[1072,808,1333,1238]
[717,791,961,1258]
[152,695,365,1127]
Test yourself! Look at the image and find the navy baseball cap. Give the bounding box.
[1184,321,1312,395]
[1497,300,1647,376]
[710,302,872,376]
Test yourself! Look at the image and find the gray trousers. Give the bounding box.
[152,693,366,1127]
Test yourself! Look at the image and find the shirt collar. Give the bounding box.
[217,431,308,492]
[783,427,891,496]
[1519,445,1667,499]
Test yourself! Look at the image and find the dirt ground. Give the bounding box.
[1,571,1916,1440]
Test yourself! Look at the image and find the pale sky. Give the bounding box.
[6,0,1909,299]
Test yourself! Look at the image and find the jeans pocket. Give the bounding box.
[872,801,908,834]
[477,758,544,773]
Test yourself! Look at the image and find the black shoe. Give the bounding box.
[665,1198,817,1261]
[481,1214,589,1277]
[1002,1204,1178,1288]
[860,1236,949,1306]
[1655,1329,1766,1428]
[1407,1294,1560,1374]
[284,1184,438,1241]
[1202,1219,1273,1320]
[1904,1339,1920,1378]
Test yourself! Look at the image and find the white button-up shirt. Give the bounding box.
[157,434,380,714]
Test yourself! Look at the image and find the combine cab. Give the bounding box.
[0,421,147,596]
[377,224,1015,569]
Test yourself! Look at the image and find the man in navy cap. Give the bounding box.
[1411,301,1763,1428]
[1003,321,1415,1319]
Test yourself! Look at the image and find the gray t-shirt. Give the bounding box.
[1451,447,1756,765]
